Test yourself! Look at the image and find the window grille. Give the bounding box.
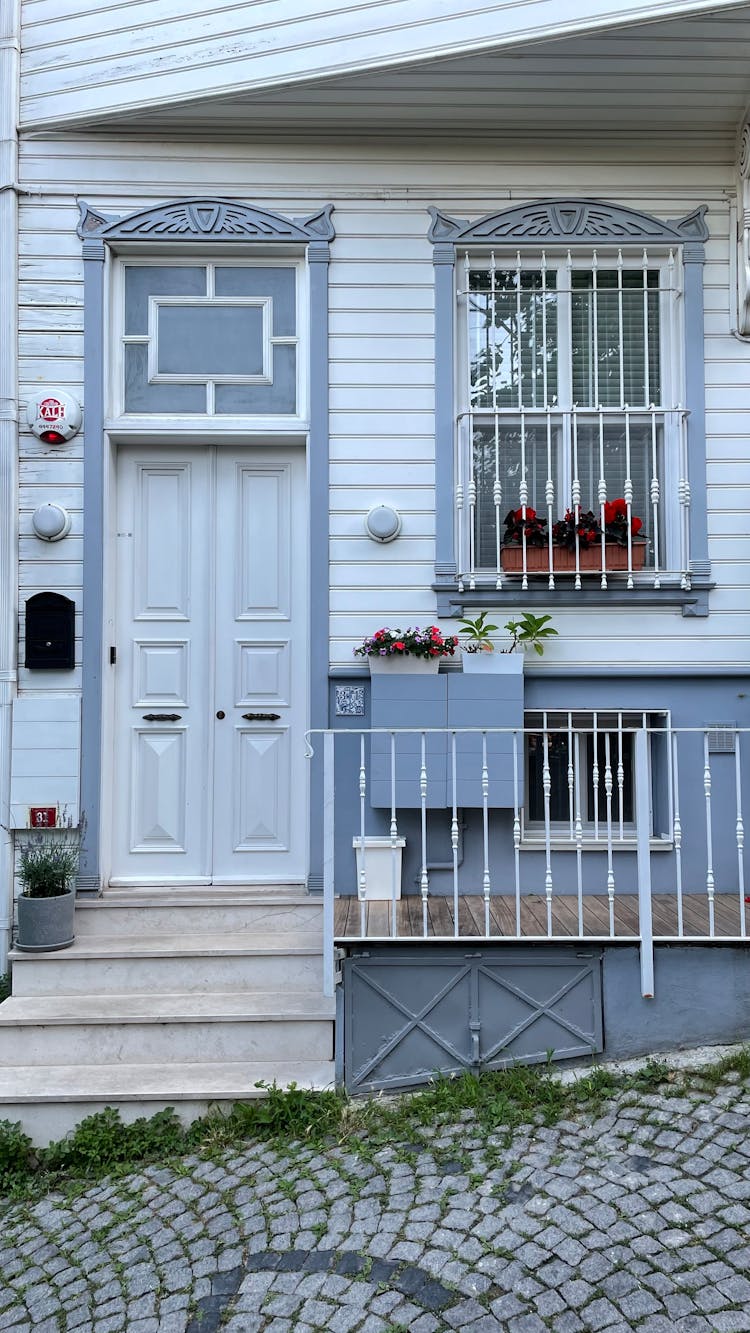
[523,711,669,839]
[458,248,689,593]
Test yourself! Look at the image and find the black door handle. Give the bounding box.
[142,713,182,722]
[242,712,281,721]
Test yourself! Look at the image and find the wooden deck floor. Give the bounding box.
[334,893,749,940]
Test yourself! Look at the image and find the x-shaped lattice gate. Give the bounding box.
[343,948,603,1093]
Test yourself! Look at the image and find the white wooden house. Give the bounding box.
[1,0,750,1139]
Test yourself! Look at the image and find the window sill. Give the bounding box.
[520,835,673,852]
[434,579,712,619]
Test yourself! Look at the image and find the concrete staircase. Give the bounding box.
[0,888,335,1144]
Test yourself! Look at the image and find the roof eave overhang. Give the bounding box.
[19,0,750,135]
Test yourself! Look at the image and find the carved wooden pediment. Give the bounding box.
[77,198,335,244]
[429,199,708,246]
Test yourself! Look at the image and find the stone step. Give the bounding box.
[8,931,325,996]
[0,992,335,1065]
[74,891,323,937]
[0,1060,336,1146]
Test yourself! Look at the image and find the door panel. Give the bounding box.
[212,453,306,880]
[235,728,290,849]
[111,445,306,884]
[113,452,210,880]
[130,728,187,851]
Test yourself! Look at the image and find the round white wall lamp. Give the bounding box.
[32,504,72,543]
[365,504,401,544]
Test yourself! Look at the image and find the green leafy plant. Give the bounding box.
[223,1081,344,1141]
[0,1119,35,1192]
[43,1107,186,1175]
[17,825,80,899]
[457,611,499,654]
[502,612,558,656]
[0,973,10,1004]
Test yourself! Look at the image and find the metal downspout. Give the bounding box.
[0,0,20,974]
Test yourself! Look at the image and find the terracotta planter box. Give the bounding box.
[501,542,647,574]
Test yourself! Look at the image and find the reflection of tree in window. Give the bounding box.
[469,270,558,409]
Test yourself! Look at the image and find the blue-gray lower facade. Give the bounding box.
[341,941,750,1092]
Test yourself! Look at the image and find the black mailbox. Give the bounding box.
[24,592,75,670]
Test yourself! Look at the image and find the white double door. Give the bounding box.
[111,445,307,884]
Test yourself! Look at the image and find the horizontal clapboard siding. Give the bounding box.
[19,2,750,130]
[15,135,750,687]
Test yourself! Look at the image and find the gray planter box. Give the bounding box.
[16,889,75,952]
[370,672,524,808]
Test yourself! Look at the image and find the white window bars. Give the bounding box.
[457,247,690,592]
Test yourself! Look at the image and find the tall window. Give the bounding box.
[461,250,685,582]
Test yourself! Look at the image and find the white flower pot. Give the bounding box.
[368,655,441,674]
[462,651,524,674]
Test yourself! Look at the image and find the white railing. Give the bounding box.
[307,724,750,1002]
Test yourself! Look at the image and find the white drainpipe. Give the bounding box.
[0,0,20,975]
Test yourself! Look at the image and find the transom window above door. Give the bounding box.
[118,261,302,418]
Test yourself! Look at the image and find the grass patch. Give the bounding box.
[0,1052,746,1206]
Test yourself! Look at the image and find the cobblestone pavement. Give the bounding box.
[1,1071,750,1332]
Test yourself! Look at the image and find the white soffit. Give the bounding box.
[19,0,750,132]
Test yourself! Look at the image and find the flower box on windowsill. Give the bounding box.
[501,541,647,575]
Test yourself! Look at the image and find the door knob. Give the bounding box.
[216,710,226,720]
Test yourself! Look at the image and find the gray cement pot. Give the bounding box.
[16,889,75,951]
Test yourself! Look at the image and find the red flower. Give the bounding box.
[514,507,536,521]
[604,498,628,525]
[631,516,643,536]
[394,641,405,651]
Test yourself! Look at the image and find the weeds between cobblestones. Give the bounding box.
[0,1050,749,1330]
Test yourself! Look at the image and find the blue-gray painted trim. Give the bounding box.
[428,199,709,246]
[435,584,712,618]
[307,239,332,894]
[77,200,335,892]
[77,239,106,894]
[682,244,711,585]
[77,198,335,245]
[433,243,458,588]
[334,982,344,1089]
[330,662,750,678]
